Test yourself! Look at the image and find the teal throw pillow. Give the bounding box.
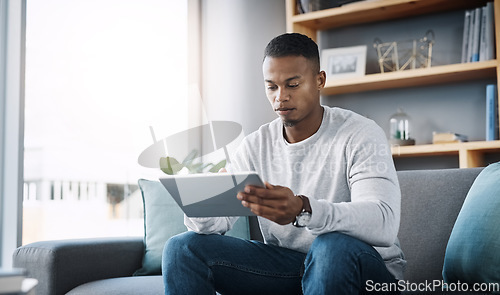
[134,179,251,276]
[442,162,500,288]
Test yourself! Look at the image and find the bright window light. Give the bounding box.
[23,0,188,244]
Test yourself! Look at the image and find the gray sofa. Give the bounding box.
[13,168,484,295]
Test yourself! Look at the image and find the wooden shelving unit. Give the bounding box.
[286,0,500,168]
[322,60,497,95]
[392,140,500,168]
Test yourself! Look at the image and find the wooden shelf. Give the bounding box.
[287,0,491,40]
[391,141,500,168]
[322,60,498,95]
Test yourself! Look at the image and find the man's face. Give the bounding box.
[262,55,325,127]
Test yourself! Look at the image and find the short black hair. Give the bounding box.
[263,33,320,73]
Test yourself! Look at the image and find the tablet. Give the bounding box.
[159,172,264,217]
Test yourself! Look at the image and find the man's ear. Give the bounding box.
[317,71,326,90]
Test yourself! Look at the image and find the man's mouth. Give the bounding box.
[275,107,294,115]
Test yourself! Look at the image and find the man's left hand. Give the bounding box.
[237,182,303,225]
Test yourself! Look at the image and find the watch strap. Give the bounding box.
[296,195,312,214]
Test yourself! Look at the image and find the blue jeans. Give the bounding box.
[162,231,398,295]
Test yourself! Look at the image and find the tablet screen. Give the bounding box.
[159,172,264,217]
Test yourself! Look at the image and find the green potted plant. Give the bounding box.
[159,149,226,175]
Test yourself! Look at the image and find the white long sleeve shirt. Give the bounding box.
[185,106,406,279]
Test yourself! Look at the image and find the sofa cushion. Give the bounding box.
[134,179,251,275]
[66,276,163,295]
[397,167,482,283]
[442,162,500,286]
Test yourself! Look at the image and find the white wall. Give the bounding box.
[200,0,285,136]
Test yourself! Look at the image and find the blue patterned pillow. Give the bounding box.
[134,179,250,275]
[442,162,500,287]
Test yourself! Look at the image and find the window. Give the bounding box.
[23,0,188,244]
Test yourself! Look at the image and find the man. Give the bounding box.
[163,33,405,294]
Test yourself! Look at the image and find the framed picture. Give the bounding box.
[321,45,367,80]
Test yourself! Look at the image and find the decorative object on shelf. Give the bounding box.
[297,0,363,13]
[432,132,468,144]
[374,30,434,73]
[321,45,367,80]
[389,108,415,146]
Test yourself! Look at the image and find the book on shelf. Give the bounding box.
[0,268,25,294]
[479,6,487,61]
[485,2,495,60]
[461,2,495,63]
[461,10,471,63]
[486,84,499,141]
[471,7,481,62]
[432,132,468,144]
[466,9,475,63]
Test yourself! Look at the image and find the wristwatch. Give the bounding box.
[292,195,312,227]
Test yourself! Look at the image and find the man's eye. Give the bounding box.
[288,83,299,88]
[267,85,277,91]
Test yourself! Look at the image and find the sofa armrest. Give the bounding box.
[13,237,144,295]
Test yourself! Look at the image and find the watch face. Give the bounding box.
[296,212,312,227]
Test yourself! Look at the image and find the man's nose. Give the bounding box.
[276,88,289,102]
